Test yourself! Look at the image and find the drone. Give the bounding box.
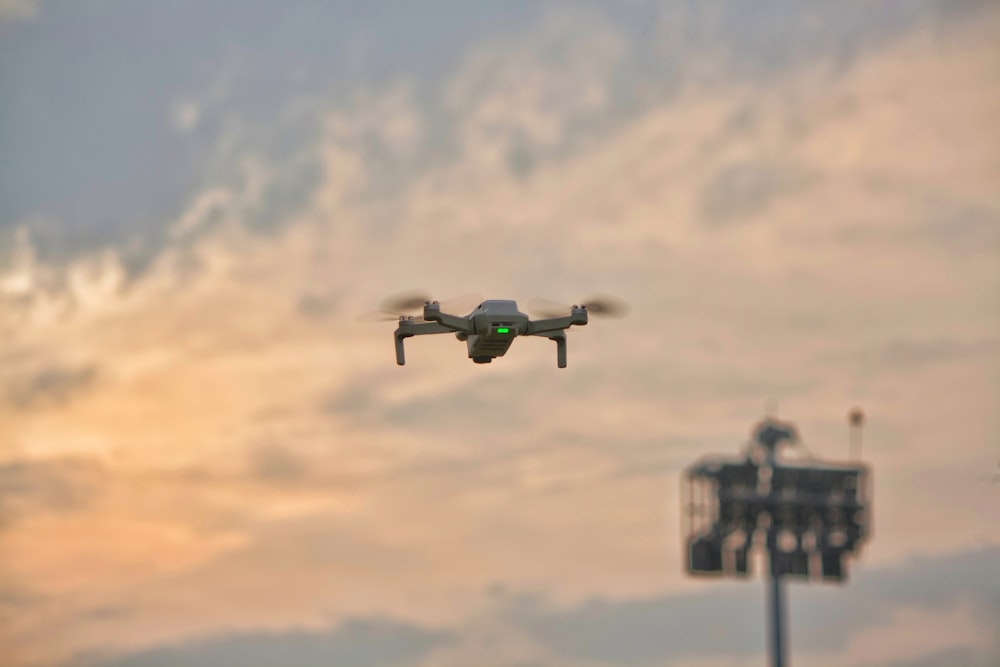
[364,292,628,368]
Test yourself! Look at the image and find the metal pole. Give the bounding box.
[768,555,787,667]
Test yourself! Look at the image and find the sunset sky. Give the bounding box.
[1,1,998,666]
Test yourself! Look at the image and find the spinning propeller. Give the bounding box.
[527,294,630,319]
[357,291,483,322]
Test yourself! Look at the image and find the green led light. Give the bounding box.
[496,327,510,334]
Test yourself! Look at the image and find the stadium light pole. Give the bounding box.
[683,414,871,667]
[759,421,791,667]
[769,558,786,667]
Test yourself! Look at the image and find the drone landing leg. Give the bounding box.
[392,321,453,366]
[394,332,409,365]
[548,332,567,368]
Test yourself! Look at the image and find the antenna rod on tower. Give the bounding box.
[849,408,865,461]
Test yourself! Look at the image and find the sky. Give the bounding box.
[0,1,998,665]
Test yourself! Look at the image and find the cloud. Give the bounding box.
[848,338,997,371]
[699,160,818,225]
[76,544,999,667]
[245,442,308,484]
[790,184,1000,257]
[491,545,1000,666]
[325,369,536,431]
[3,363,99,410]
[0,0,38,23]
[295,290,344,319]
[875,645,1000,667]
[0,456,105,520]
[0,1,532,278]
[90,617,452,667]
[169,99,200,133]
[445,8,625,172]
[2,1,988,282]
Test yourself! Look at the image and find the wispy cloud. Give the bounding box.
[92,617,452,667]
[77,545,999,667]
[3,363,99,410]
[0,456,105,520]
[0,0,38,24]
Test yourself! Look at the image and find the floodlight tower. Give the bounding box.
[683,413,871,667]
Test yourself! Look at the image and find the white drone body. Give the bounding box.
[395,299,588,368]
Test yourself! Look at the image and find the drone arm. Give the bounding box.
[525,309,587,336]
[422,302,474,334]
[393,321,455,366]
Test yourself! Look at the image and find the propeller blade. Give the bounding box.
[582,294,630,318]
[438,292,484,315]
[379,290,432,314]
[356,311,427,323]
[528,295,630,319]
[361,289,482,323]
[527,297,570,319]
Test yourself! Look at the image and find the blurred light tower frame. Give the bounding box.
[683,414,871,667]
